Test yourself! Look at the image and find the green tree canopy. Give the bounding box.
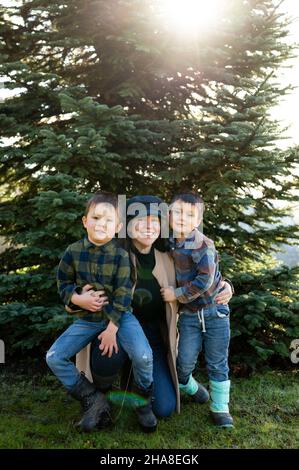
[1,0,298,368]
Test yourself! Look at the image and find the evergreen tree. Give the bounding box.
[0,0,298,368]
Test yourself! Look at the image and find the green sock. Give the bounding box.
[210,379,230,413]
[179,375,199,396]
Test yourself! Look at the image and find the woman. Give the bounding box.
[75,195,233,427]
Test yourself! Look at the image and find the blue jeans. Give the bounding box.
[91,323,177,418]
[46,311,153,391]
[177,304,230,384]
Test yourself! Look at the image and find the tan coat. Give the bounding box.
[76,248,180,413]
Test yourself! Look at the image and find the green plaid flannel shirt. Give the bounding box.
[57,237,132,326]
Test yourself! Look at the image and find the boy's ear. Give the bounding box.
[82,215,87,228]
[115,221,123,234]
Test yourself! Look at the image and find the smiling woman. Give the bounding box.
[161,0,223,35]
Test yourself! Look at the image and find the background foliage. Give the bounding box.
[1,0,298,369]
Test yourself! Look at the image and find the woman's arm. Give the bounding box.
[215,280,233,304]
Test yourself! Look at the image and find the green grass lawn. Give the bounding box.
[0,369,298,449]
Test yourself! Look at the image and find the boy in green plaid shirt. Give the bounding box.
[46,192,156,432]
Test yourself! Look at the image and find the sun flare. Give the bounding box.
[161,0,222,35]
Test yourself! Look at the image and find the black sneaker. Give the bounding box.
[190,381,210,404]
[210,411,234,428]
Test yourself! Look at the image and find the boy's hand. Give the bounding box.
[215,281,232,304]
[98,321,119,357]
[160,286,176,302]
[71,290,108,312]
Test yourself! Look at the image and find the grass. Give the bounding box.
[0,368,298,449]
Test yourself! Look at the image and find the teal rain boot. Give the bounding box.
[209,379,234,428]
[179,375,209,404]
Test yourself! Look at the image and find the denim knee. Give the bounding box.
[46,349,63,370]
[133,349,153,372]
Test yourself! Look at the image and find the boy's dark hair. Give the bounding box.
[170,191,205,214]
[84,191,118,216]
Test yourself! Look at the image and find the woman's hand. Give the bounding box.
[160,286,176,302]
[215,281,233,305]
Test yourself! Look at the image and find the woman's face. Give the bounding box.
[129,215,161,250]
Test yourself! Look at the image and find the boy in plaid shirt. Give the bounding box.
[161,192,234,428]
[46,192,156,432]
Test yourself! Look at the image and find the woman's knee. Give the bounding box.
[152,394,176,418]
[91,337,128,376]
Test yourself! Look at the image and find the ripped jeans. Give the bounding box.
[46,311,153,391]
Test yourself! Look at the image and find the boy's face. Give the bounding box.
[82,203,122,246]
[170,200,202,239]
